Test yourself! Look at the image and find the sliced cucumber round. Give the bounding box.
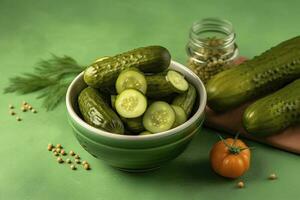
[116,68,147,94]
[166,70,189,92]
[171,105,187,128]
[143,101,175,133]
[115,89,147,118]
[139,131,153,135]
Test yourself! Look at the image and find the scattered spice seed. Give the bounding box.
[57,157,63,163]
[32,109,37,113]
[16,117,22,121]
[69,151,75,156]
[66,158,72,164]
[269,173,277,180]
[56,148,61,153]
[237,181,244,188]
[56,144,62,148]
[21,107,27,112]
[52,148,56,152]
[9,104,14,109]
[75,159,81,164]
[27,105,33,110]
[61,149,66,155]
[74,154,80,159]
[54,152,59,156]
[82,161,88,165]
[70,165,76,170]
[47,145,53,151]
[10,110,16,115]
[22,101,27,105]
[83,163,90,170]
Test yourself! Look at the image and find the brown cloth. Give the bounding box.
[205,105,300,154]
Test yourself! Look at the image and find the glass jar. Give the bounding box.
[186,18,239,84]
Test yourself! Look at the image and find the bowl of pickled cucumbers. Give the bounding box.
[66,46,207,171]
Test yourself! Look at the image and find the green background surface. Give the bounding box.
[1,0,299,199]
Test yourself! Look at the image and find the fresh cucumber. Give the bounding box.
[172,83,197,117]
[115,89,147,118]
[171,105,187,128]
[139,131,153,135]
[143,101,176,133]
[146,70,188,98]
[78,87,124,134]
[206,36,300,112]
[243,79,300,136]
[115,68,147,94]
[121,117,144,133]
[84,46,171,88]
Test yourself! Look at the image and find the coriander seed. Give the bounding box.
[69,151,75,156]
[54,152,59,156]
[10,110,16,115]
[82,161,88,165]
[70,165,76,170]
[57,157,63,163]
[9,104,14,109]
[27,105,33,110]
[52,148,56,152]
[75,159,81,164]
[21,106,27,112]
[47,144,53,151]
[74,154,80,159]
[61,149,66,155]
[56,148,61,153]
[66,158,72,164]
[83,163,90,170]
[237,181,244,188]
[16,117,22,121]
[56,144,62,148]
[269,173,277,180]
[32,109,37,113]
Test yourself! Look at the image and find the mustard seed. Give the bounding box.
[269,173,277,180]
[56,148,61,153]
[16,117,22,121]
[83,163,90,170]
[47,144,53,151]
[21,107,27,112]
[57,157,63,163]
[27,105,32,110]
[9,104,14,109]
[52,148,56,152]
[22,101,27,105]
[70,165,76,170]
[32,109,37,113]
[56,144,62,148]
[66,158,72,164]
[69,151,75,156]
[54,152,59,156]
[10,110,16,115]
[74,154,80,159]
[75,159,81,164]
[237,181,244,188]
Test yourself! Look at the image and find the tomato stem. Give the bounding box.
[218,133,251,155]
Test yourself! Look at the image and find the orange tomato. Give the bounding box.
[210,137,251,179]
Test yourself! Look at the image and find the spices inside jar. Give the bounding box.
[186,18,239,84]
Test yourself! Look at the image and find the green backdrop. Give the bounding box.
[1,0,299,199]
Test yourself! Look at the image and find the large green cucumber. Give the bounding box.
[172,83,197,117]
[206,36,300,112]
[146,70,188,98]
[243,79,300,136]
[78,87,124,134]
[84,46,171,88]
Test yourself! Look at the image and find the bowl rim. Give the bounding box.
[66,60,207,141]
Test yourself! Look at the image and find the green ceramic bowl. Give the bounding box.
[66,60,207,171]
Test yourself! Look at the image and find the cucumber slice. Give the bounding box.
[166,70,189,92]
[116,69,147,94]
[121,117,144,133]
[115,89,147,118]
[139,131,153,135]
[143,101,175,133]
[171,105,187,128]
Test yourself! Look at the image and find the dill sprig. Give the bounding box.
[4,54,85,111]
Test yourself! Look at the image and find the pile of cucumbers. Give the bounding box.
[78,46,197,135]
[206,36,300,136]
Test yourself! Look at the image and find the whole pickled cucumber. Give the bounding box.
[207,36,300,112]
[172,84,197,117]
[243,79,300,136]
[78,87,124,134]
[84,46,171,88]
[121,117,145,133]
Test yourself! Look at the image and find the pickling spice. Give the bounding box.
[186,18,239,84]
